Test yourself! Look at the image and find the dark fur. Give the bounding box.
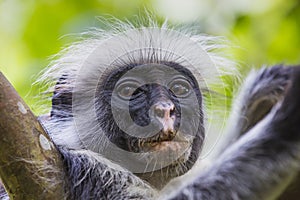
[0,181,8,200]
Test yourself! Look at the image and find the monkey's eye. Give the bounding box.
[170,80,191,97]
[116,83,139,99]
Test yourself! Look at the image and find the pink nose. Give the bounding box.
[153,101,176,133]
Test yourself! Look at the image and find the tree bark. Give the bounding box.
[0,72,65,199]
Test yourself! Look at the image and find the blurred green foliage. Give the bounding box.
[0,0,299,114]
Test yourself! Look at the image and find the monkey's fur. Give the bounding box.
[1,20,300,200]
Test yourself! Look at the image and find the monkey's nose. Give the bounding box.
[153,101,176,133]
[153,102,175,119]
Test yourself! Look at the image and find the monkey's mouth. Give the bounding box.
[135,130,192,152]
[139,129,176,146]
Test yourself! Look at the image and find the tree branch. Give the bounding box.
[0,72,65,199]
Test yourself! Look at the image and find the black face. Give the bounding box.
[95,62,204,180]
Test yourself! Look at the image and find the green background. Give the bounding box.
[0,0,299,114]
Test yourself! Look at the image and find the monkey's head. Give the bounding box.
[94,61,204,188]
[42,25,229,189]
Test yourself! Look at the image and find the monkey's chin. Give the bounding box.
[134,136,193,190]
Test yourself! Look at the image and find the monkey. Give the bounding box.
[1,19,300,199]
[40,24,211,198]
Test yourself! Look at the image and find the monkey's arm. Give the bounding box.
[58,147,155,199]
[166,66,300,200]
[215,66,291,156]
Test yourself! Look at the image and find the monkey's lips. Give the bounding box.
[137,131,192,152]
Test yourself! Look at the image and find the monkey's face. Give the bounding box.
[95,62,204,180]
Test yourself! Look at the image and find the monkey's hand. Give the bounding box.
[232,65,292,135]
[238,65,292,134]
[216,65,292,156]
[165,66,300,200]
